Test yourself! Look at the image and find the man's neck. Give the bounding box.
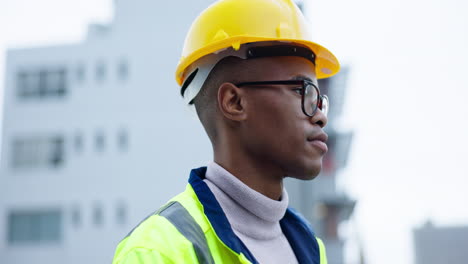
[213,151,284,200]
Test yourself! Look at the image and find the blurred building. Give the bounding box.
[413,221,468,264]
[0,0,354,263]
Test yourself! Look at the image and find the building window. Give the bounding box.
[17,71,40,98]
[96,62,107,82]
[95,131,105,152]
[71,205,81,228]
[117,60,129,81]
[93,203,103,227]
[76,64,85,83]
[50,137,64,167]
[116,201,127,225]
[74,133,83,153]
[118,129,128,151]
[16,68,67,99]
[8,210,62,244]
[11,135,65,169]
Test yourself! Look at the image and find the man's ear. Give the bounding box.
[217,82,247,121]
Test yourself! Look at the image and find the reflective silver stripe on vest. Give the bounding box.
[159,201,215,264]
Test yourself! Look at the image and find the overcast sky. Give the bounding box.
[1,0,467,263]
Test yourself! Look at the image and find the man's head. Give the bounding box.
[176,0,340,180]
[192,52,328,180]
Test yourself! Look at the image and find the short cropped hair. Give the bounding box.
[192,56,246,144]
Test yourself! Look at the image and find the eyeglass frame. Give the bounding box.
[234,79,329,117]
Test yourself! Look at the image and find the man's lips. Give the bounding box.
[307,132,328,153]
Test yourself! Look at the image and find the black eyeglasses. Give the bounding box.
[235,80,329,117]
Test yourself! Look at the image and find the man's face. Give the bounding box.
[239,56,328,180]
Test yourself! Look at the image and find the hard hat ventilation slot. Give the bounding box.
[246,45,316,65]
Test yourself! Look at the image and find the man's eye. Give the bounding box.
[292,88,302,94]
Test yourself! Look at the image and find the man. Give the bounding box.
[113,0,339,263]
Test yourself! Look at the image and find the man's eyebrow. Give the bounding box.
[292,75,317,84]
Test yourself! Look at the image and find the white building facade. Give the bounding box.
[0,1,353,263]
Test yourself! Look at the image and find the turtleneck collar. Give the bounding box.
[204,161,289,239]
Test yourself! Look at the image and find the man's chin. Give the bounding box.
[284,160,322,180]
[287,169,321,181]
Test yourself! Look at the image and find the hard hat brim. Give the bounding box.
[175,37,340,86]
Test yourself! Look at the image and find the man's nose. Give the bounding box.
[310,109,328,128]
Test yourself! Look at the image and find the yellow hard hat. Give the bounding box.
[175,0,340,95]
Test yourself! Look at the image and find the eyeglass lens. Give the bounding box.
[321,96,329,116]
[303,83,319,116]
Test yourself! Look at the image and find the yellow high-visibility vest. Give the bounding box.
[113,167,328,264]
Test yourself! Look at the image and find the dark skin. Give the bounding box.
[199,56,328,200]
